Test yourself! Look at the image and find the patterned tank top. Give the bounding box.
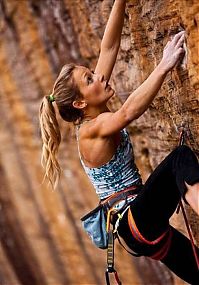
[76,125,142,200]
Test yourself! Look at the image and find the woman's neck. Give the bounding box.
[82,105,110,122]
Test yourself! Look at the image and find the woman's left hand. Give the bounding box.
[159,31,186,73]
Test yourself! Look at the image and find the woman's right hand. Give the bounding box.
[159,31,186,73]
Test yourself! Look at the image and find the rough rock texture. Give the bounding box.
[0,0,198,284]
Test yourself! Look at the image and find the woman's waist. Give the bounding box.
[100,183,142,208]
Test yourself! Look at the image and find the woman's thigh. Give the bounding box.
[130,148,183,239]
[117,217,199,284]
[161,227,199,284]
[129,145,199,240]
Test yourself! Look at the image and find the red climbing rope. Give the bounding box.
[178,130,199,270]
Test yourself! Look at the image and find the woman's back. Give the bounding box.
[76,121,121,168]
[76,122,142,200]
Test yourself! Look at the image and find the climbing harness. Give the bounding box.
[80,185,140,284]
[103,187,140,285]
[176,129,199,270]
[81,186,140,249]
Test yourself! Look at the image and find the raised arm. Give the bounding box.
[91,31,186,136]
[94,0,126,81]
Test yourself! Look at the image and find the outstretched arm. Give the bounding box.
[88,31,185,137]
[94,0,126,81]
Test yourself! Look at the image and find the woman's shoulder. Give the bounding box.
[80,112,128,139]
[77,113,110,138]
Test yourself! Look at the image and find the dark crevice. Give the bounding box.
[0,0,19,42]
[0,162,46,285]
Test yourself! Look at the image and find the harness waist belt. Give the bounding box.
[101,185,140,210]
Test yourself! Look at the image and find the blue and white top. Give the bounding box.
[76,126,142,200]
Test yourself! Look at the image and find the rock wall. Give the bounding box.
[0,0,198,284]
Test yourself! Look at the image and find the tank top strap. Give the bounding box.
[75,120,90,141]
[75,125,80,142]
[75,120,90,164]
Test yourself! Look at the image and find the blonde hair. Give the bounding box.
[39,63,83,190]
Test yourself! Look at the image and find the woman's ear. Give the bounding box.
[72,100,87,109]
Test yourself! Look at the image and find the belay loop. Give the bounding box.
[177,129,199,270]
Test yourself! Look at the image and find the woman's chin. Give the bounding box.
[109,88,115,96]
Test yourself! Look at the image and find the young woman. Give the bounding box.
[39,0,199,283]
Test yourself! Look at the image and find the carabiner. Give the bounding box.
[105,268,122,285]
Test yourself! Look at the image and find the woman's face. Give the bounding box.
[73,66,115,108]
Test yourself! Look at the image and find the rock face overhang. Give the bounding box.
[0,0,198,284]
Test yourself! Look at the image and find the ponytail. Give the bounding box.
[39,63,82,189]
[39,95,61,190]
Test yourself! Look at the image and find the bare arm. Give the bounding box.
[94,0,126,81]
[90,31,185,137]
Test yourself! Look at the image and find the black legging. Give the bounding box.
[117,145,199,284]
